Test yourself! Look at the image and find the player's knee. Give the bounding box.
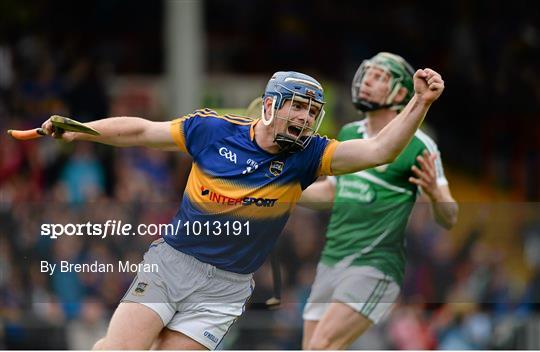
[307,335,333,350]
[92,337,137,350]
[302,337,312,350]
[302,338,310,350]
[92,337,106,350]
[93,337,126,350]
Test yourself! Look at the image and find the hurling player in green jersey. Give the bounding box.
[300,53,459,350]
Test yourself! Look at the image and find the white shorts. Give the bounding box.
[303,263,400,324]
[122,239,254,350]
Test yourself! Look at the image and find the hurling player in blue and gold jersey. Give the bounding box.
[41,68,445,350]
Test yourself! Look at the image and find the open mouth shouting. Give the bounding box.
[287,125,303,137]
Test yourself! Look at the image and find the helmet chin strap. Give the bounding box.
[274,134,308,153]
[355,100,394,112]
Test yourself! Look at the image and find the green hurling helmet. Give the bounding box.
[352,52,415,112]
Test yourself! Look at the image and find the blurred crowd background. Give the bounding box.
[1,0,540,349]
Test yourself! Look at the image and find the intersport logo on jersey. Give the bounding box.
[200,186,277,207]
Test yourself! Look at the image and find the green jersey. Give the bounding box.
[321,120,447,285]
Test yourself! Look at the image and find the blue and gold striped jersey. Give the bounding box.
[164,109,338,274]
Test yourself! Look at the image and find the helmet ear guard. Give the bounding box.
[261,97,277,126]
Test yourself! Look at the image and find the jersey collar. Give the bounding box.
[250,119,259,141]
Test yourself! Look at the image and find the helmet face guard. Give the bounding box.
[273,93,325,152]
[351,52,414,112]
[262,72,325,152]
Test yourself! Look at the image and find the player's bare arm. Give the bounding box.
[410,150,459,229]
[41,117,179,150]
[331,68,444,175]
[298,177,336,210]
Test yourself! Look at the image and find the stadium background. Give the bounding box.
[1,0,539,349]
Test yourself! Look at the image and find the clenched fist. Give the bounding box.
[41,117,76,142]
[413,68,444,104]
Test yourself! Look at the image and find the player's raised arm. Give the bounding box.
[330,68,444,175]
[41,117,179,151]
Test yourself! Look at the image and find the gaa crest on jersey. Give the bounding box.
[269,161,284,177]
